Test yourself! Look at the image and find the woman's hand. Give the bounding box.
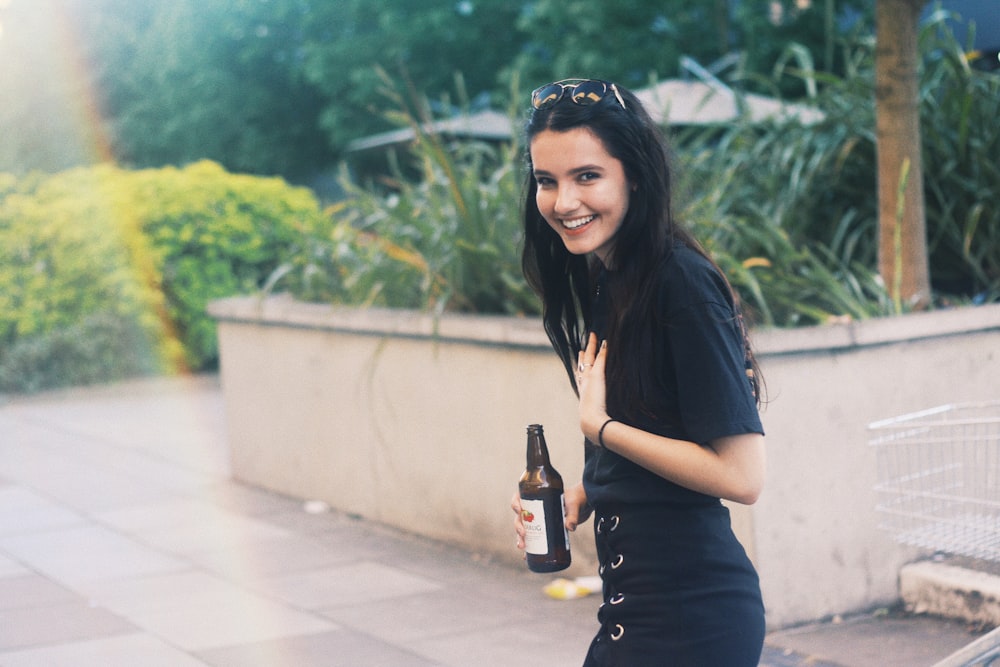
[511,492,527,552]
[512,482,591,552]
[563,481,592,530]
[576,333,610,443]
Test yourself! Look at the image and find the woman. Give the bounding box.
[512,79,767,666]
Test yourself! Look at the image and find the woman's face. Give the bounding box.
[530,127,631,266]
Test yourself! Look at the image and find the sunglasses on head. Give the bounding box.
[531,79,627,111]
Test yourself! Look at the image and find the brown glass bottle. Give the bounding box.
[518,424,571,572]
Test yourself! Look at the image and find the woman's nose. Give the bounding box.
[553,185,579,214]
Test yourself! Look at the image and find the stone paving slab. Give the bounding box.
[0,600,136,652]
[196,629,439,667]
[0,634,211,667]
[762,612,985,667]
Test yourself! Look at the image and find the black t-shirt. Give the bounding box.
[583,243,764,507]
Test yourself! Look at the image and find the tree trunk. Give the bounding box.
[875,0,931,310]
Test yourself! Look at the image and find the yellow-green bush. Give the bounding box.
[0,161,326,391]
[121,161,327,368]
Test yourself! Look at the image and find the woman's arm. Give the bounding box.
[593,422,764,505]
[577,335,765,505]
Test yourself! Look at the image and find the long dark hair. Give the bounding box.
[521,82,762,418]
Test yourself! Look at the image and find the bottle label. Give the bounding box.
[520,495,566,555]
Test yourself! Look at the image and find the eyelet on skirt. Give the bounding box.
[610,592,625,605]
[610,553,624,569]
[610,624,625,641]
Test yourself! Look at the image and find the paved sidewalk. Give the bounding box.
[0,375,989,666]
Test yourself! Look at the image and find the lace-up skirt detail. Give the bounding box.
[582,502,765,667]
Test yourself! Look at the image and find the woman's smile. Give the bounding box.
[561,214,597,230]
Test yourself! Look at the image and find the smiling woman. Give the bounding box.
[513,80,767,666]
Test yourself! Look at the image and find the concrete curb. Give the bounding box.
[901,561,1000,627]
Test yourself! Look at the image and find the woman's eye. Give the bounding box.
[535,176,555,187]
[579,172,600,182]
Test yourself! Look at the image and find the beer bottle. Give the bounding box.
[519,424,571,572]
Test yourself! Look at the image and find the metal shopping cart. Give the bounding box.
[870,401,1000,667]
[869,400,1000,563]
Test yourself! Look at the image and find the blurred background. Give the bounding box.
[0,0,997,394]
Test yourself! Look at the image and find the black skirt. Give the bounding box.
[582,502,765,667]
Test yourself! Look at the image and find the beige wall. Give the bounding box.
[210,295,1000,628]
[753,315,1000,625]
[210,298,597,572]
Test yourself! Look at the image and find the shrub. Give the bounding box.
[304,13,996,326]
[0,161,326,392]
[279,75,893,326]
[275,76,539,317]
[673,88,890,327]
[123,161,328,366]
[0,312,160,394]
[677,9,1000,326]
[919,12,1000,299]
[0,166,175,371]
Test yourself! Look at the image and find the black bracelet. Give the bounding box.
[598,418,616,449]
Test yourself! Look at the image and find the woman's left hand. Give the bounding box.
[576,333,609,442]
[564,482,592,531]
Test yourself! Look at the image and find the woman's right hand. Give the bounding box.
[512,482,591,552]
[511,493,527,552]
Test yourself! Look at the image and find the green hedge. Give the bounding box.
[0,160,326,392]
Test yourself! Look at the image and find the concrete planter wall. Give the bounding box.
[209,295,1000,628]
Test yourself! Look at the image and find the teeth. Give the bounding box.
[562,215,595,230]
